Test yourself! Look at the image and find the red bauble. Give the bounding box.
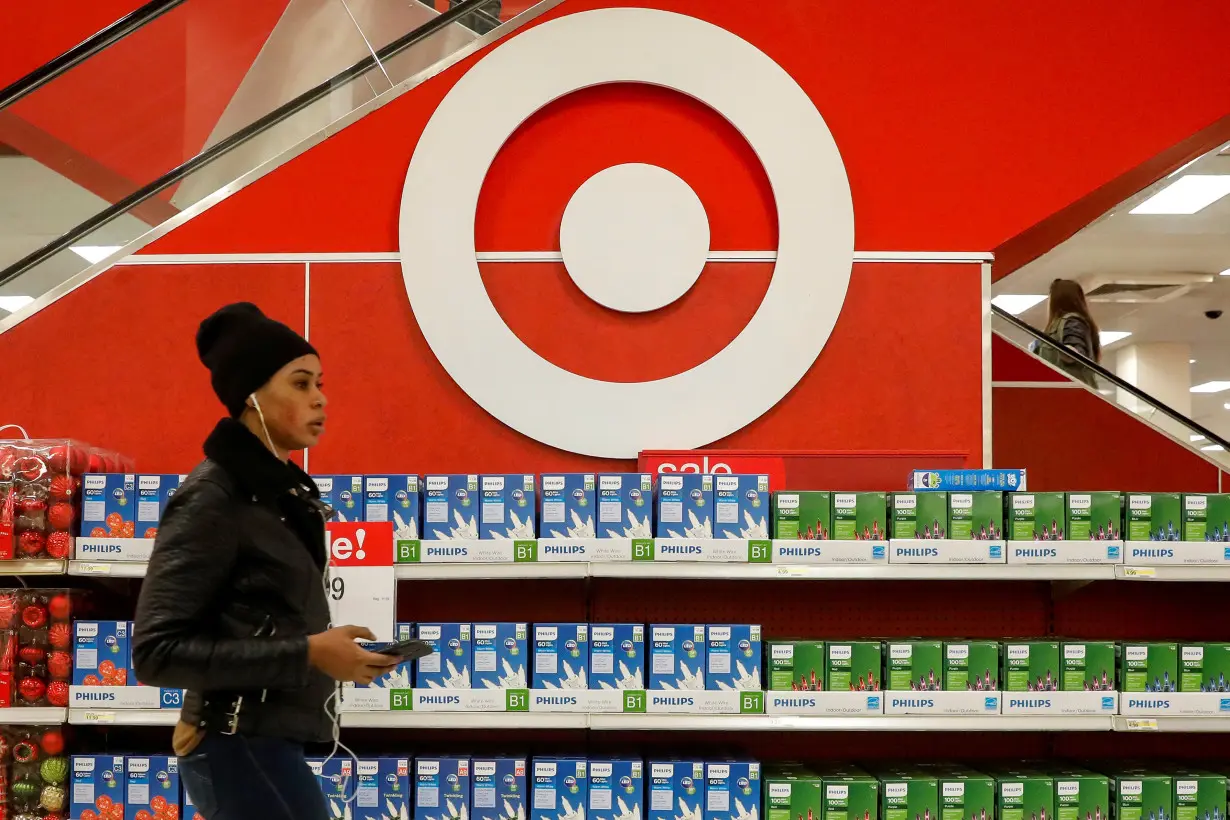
[47,502,75,531]
[46,679,68,706]
[47,593,71,621]
[47,651,71,680]
[46,445,70,474]
[18,676,45,703]
[48,475,76,501]
[19,646,45,665]
[17,496,46,516]
[21,605,47,629]
[14,456,45,481]
[17,531,45,557]
[40,729,64,756]
[48,622,70,649]
[45,533,71,560]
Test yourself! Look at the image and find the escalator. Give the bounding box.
[992,305,1230,488]
[0,0,553,315]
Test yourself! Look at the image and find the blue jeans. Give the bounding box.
[179,733,329,820]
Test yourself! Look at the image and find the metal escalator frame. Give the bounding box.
[0,0,535,292]
[993,304,1230,453]
[0,0,189,110]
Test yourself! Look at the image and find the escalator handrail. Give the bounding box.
[993,304,1230,452]
[0,0,188,111]
[0,0,501,289]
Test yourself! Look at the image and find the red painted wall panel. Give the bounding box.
[0,1,146,88]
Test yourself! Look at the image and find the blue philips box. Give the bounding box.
[80,473,135,537]
[125,755,180,820]
[312,475,365,522]
[474,622,528,689]
[424,474,480,539]
[473,756,527,820]
[648,761,704,820]
[541,473,596,538]
[598,474,654,539]
[590,623,645,690]
[481,474,537,539]
[357,622,415,690]
[136,474,185,537]
[416,757,472,820]
[364,475,421,533]
[416,622,472,688]
[911,469,1027,492]
[657,474,713,538]
[713,475,770,539]
[589,758,644,820]
[533,623,589,688]
[356,757,410,820]
[309,758,355,819]
[706,625,762,691]
[71,755,125,820]
[703,761,761,820]
[73,620,130,686]
[532,757,588,820]
[650,624,706,689]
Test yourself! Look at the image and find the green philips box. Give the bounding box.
[1170,770,1227,820]
[1061,641,1117,691]
[949,492,1004,540]
[879,771,938,820]
[768,640,825,691]
[766,769,824,820]
[939,771,995,820]
[774,491,833,540]
[944,641,1000,691]
[1003,641,1060,692]
[827,641,882,692]
[996,771,1055,820]
[1179,643,1230,693]
[1067,492,1122,541]
[1008,492,1067,540]
[887,640,943,691]
[1120,642,1178,693]
[833,493,888,541]
[1127,493,1182,542]
[890,493,949,539]
[820,767,879,820]
[1110,771,1172,820]
[1182,494,1230,542]
[1053,769,1110,820]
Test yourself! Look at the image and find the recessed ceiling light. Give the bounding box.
[1220,268,1230,277]
[1192,435,1207,442]
[1191,359,1198,364]
[0,296,34,313]
[991,294,1046,315]
[1192,381,1230,393]
[1202,444,1225,452]
[69,245,122,264]
[1129,175,1230,215]
[1099,331,1132,346]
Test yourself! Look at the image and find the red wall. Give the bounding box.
[0,0,147,88]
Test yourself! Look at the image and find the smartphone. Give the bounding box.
[376,638,434,661]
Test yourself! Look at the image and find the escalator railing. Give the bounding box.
[0,0,550,311]
[992,305,1230,469]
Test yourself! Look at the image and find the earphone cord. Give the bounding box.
[319,544,360,802]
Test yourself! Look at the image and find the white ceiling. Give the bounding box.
[995,143,1230,437]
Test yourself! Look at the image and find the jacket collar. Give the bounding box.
[203,417,318,504]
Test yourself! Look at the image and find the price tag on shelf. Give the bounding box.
[81,711,116,724]
[326,522,396,642]
[1122,567,1156,578]
[1123,718,1159,731]
[76,563,112,576]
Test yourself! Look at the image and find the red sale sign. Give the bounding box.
[325,521,394,567]
[324,522,395,641]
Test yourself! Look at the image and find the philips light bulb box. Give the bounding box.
[1007,492,1119,564]
[71,755,125,820]
[707,624,762,690]
[312,475,364,522]
[365,474,420,533]
[1002,639,1118,715]
[943,641,999,692]
[135,474,185,538]
[713,474,770,539]
[73,620,129,686]
[481,474,537,539]
[474,622,528,689]
[704,761,760,820]
[1180,642,1230,692]
[590,758,644,820]
[310,757,355,814]
[424,474,479,541]
[417,757,471,820]
[591,623,645,690]
[1003,641,1060,692]
[650,624,705,691]
[885,640,996,715]
[1115,641,1224,717]
[532,758,587,820]
[356,758,410,820]
[598,473,654,539]
[125,755,179,820]
[532,623,588,690]
[345,622,415,709]
[1183,494,1230,543]
[1126,492,1182,543]
[540,473,595,538]
[1171,770,1227,820]
[473,757,527,820]
[656,474,713,539]
[648,761,704,820]
[416,623,473,690]
[1066,492,1122,541]
[890,492,948,539]
[79,473,135,538]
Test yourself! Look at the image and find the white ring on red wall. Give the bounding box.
[399,7,854,458]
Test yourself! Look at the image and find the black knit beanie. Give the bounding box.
[196,302,318,417]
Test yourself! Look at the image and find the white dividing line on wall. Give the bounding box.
[114,250,994,265]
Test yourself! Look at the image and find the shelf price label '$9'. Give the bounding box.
[325,522,396,643]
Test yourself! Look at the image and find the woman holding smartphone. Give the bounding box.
[133,302,398,820]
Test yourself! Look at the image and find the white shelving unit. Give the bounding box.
[0,560,66,576]
[67,708,178,726]
[67,561,149,578]
[0,707,68,724]
[1111,716,1230,732]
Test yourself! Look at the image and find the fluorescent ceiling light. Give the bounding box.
[1220,268,1230,276]
[991,294,1046,315]
[1191,359,1198,364]
[1099,331,1132,346]
[1168,156,1204,178]
[69,245,122,264]
[1192,381,1230,393]
[1192,435,1207,442]
[0,295,34,312]
[1129,175,1230,215]
[1202,444,1225,452]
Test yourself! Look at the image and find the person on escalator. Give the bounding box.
[1038,278,1101,386]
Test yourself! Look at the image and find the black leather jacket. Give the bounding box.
[132,418,335,743]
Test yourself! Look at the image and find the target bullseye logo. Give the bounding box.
[399,8,854,458]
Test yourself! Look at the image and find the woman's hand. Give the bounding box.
[307,626,401,684]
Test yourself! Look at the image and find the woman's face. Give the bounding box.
[253,354,328,450]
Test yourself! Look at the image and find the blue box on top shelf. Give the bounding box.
[424,474,480,539]
[309,757,355,818]
[657,475,713,538]
[125,755,179,820]
[416,757,472,820]
[481,474,537,539]
[80,473,135,537]
[533,623,589,688]
[474,622,529,689]
[650,625,706,689]
[541,474,596,538]
[136,474,186,537]
[704,762,761,820]
[713,475,770,539]
[598,473,654,539]
[648,760,705,820]
[313,475,364,522]
[474,757,527,820]
[356,623,414,690]
[590,758,644,820]
[416,623,472,688]
[73,620,130,686]
[364,475,421,534]
[532,757,588,820]
[356,758,411,820]
[71,755,125,820]
[591,623,645,690]
[706,625,762,691]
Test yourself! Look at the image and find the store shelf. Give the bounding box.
[1115,565,1230,582]
[0,559,67,576]
[341,711,587,729]
[68,561,148,578]
[68,708,178,726]
[395,562,588,580]
[587,714,1113,732]
[1112,716,1230,732]
[0,707,68,724]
